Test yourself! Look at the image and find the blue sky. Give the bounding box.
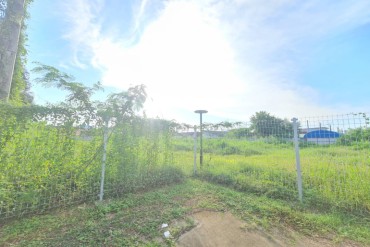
[26,0,370,124]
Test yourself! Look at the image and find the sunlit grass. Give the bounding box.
[1,180,369,246]
[0,122,182,219]
[172,137,370,212]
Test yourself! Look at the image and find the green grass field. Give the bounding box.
[0,122,178,220]
[1,179,370,246]
[172,137,370,212]
[1,130,370,245]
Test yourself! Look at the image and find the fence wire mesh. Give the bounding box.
[0,123,103,219]
[1,112,369,221]
[189,113,370,213]
[0,118,183,220]
[298,113,370,211]
[102,119,183,199]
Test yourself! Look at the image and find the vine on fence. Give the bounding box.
[0,64,184,220]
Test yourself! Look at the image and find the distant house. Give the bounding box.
[303,130,341,145]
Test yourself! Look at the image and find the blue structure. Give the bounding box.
[303,130,341,145]
[303,130,340,139]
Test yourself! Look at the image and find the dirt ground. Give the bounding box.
[176,211,362,247]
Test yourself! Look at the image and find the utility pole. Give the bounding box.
[194,110,208,167]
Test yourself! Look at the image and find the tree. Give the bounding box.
[32,63,147,127]
[227,128,252,139]
[250,111,293,138]
[9,0,34,105]
[337,127,370,145]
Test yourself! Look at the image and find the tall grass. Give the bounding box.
[103,119,183,198]
[2,115,369,220]
[0,119,184,220]
[0,123,101,218]
[173,137,370,213]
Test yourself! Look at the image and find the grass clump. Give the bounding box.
[172,137,370,213]
[1,179,369,246]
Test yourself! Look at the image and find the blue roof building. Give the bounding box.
[303,130,341,145]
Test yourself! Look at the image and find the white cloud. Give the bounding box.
[60,0,104,68]
[61,0,370,123]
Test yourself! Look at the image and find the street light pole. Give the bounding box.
[194,110,208,167]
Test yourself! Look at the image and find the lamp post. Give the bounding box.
[194,110,208,167]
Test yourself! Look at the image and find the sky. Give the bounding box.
[26,0,370,124]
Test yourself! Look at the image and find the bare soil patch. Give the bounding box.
[177,211,282,247]
[177,211,363,247]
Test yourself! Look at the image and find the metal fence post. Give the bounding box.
[99,119,108,201]
[193,125,197,175]
[292,118,303,202]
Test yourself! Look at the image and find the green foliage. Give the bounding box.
[0,107,183,219]
[0,120,103,216]
[227,127,251,139]
[179,136,370,213]
[0,64,181,220]
[32,63,104,125]
[173,136,290,156]
[31,64,148,127]
[337,127,370,146]
[208,121,241,130]
[99,84,147,123]
[250,111,293,138]
[103,118,182,198]
[1,180,369,246]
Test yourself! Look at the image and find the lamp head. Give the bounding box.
[194,110,208,114]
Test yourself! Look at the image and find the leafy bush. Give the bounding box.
[337,128,370,146]
[0,64,180,219]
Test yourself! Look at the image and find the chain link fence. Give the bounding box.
[0,122,102,219]
[1,112,369,220]
[0,117,183,220]
[189,113,370,213]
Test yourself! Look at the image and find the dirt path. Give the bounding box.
[176,211,359,247]
[177,211,282,247]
